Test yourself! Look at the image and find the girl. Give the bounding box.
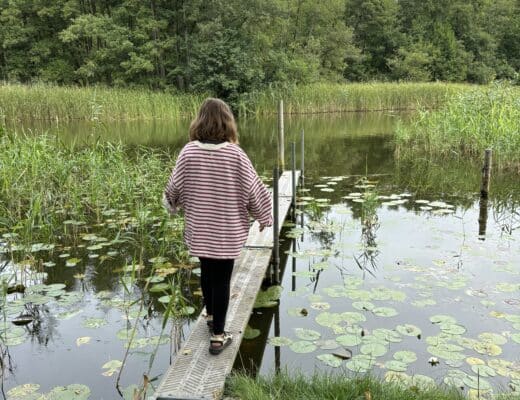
[163,98,273,355]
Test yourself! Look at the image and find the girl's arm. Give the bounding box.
[247,170,273,229]
[163,149,186,215]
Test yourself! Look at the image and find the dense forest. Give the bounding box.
[1,0,520,102]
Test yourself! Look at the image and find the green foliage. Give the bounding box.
[1,0,519,102]
[395,83,520,170]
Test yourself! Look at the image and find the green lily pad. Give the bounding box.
[65,258,81,267]
[102,360,122,376]
[510,333,520,344]
[287,307,309,317]
[471,364,496,377]
[268,336,292,346]
[439,323,466,335]
[254,285,283,308]
[316,353,343,367]
[373,328,402,343]
[340,311,366,324]
[158,295,171,304]
[352,301,375,311]
[315,339,339,350]
[393,350,417,364]
[463,375,492,391]
[385,360,408,372]
[149,283,170,292]
[310,302,330,310]
[294,328,321,341]
[45,384,91,399]
[473,342,502,356]
[396,324,422,337]
[336,334,362,347]
[6,383,40,398]
[346,354,375,373]
[373,307,398,317]
[478,332,507,345]
[360,342,387,357]
[316,312,343,327]
[243,325,261,340]
[289,340,317,354]
[430,315,457,324]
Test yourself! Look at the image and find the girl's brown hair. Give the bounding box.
[189,98,238,143]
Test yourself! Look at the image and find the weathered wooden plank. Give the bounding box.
[151,171,299,400]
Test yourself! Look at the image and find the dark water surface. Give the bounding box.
[1,113,519,399]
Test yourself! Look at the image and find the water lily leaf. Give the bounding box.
[396,324,422,337]
[149,283,170,293]
[336,334,362,347]
[317,354,343,367]
[411,299,436,307]
[393,350,417,364]
[478,332,507,345]
[410,374,436,390]
[268,336,292,346]
[346,354,375,372]
[102,360,122,377]
[287,307,308,317]
[466,357,486,366]
[471,365,496,377]
[352,301,375,311]
[82,318,107,329]
[473,342,502,356]
[385,371,411,386]
[372,307,398,317]
[340,311,366,324]
[439,323,466,335]
[373,328,402,343]
[6,383,40,398]
[254,286,283,308]
[315,339,339,350]
[430,315,457,324]
[385,360,408,372]
[158,295,171,304]
[463,375,492,391]
[57,309,82,320]
[510,333,520,344]
[65,258,81,267]
[45,384,91,400]
[360,343,387,357]
[243,325,260,340]
[289,340,317,354]
[294,328,321,341]
[316,312,343,327]
[76,336,91,346]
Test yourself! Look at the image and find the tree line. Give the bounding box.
[1,0,519,102]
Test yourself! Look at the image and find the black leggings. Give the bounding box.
[199,258,234,335]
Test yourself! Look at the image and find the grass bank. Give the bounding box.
[227,372,520,400]
[0,128,183,254]
[0,82,204,121]
[0,82,471,121]
[395,83,520,170]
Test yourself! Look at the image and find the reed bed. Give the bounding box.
[239,82,472,117]
[395,83,520,170]
[0,128,180,245]
[0,82,204,121]
[227,372,519,400]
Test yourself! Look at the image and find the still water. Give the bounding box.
[1,112,519,399]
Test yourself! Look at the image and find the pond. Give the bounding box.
[1,112,519,399]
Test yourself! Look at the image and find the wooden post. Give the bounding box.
[478,197,488,240]
[480,149,492,198]
[291,142,296,221]
[300,129,305,187]
[278,100,285,171]
[273,166,280,283]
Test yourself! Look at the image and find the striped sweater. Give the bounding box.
[163,140,273,259]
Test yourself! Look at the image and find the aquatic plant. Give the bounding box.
[395,83,520,170]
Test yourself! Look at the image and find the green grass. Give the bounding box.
[395,83,520,170]
[226,372,520,400]
[1,82,472,121]
[0,127,184,254]
[0,82,204,121]
[239,82,472,117]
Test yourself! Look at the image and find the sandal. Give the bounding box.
[209,332,233,355]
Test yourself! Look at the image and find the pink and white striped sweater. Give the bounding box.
[163,140,273,259]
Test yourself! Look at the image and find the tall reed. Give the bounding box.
[0,83,204,121]
[395,83,520,170]
[0,128,181,246]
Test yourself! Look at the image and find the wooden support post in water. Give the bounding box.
[480,149,492,198]
[273,166,280,284]
[278,100,285,171]
[291,142,296,221]
[300,129,305,187]
[478,197,488,240]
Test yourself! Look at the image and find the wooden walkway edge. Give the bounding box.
[151,170,300,400]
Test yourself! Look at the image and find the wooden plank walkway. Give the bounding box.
[151,170,300,400]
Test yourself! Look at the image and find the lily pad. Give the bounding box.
[346,354,375,372]
[336,334,362,347]
[430,315,456,324]
[373,328,402,343]
[385,360,408,372]
[294,328,321,341]
[289,340,317,354]
[393,350,417,364]
[463,375,492,391]
[396,324,422,337]
[478,332,507,345]
[316,312,343,327]
[82,318,107,329]
[471,365,496,377]
[268,336,292,346]
[102,360,122,377]
[65,258,81,267]
[243,325,261,340]
[352,301,375,311]
[473,342,502,356]
[316,354,343,367]
[360,342,387,357]
[372,307,398,317]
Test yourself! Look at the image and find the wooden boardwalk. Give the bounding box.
[152,170,300,400]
